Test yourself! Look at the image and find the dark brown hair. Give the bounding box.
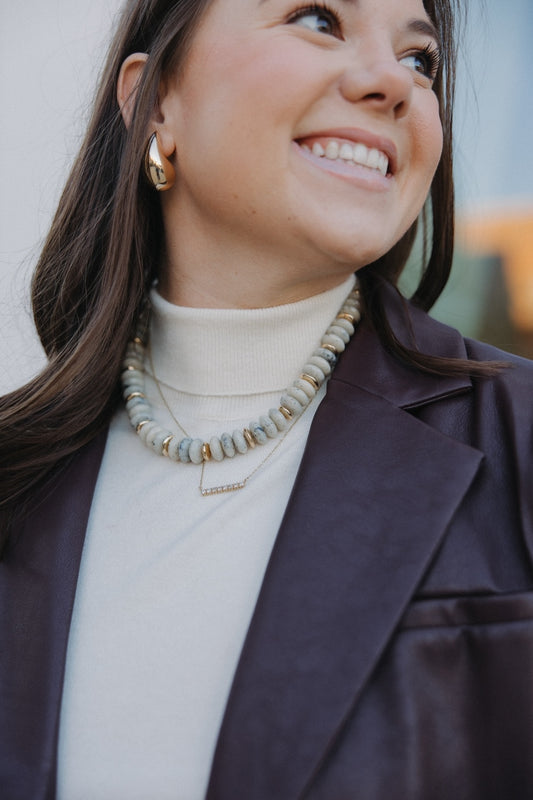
[0,0,494,542]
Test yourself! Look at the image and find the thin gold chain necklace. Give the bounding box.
[121,279,362,495]
[146,346,310,495]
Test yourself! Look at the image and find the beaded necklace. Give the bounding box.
[147,348,311,495]
[121,279,362,494]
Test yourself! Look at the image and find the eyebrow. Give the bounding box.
[259,1,442,49]
[406,18,441,50]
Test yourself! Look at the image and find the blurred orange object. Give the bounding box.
[458,208,533,332]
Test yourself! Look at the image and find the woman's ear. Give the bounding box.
[117,53,149,129]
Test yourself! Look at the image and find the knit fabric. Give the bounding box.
[56,275,355,800]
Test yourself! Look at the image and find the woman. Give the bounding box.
[1,0,533,798]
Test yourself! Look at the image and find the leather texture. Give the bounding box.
[2,283,533,800]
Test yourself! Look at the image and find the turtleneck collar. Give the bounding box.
[149,275,356,397]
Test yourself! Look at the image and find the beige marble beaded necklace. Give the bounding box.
[147,347,309,495]
[121,279,362,495]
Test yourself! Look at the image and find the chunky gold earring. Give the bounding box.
[144,132,175,191]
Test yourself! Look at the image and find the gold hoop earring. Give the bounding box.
[144,132,175,191]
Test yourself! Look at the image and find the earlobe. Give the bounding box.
[117,52,149,128]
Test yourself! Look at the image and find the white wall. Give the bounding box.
[0,0,123,391]
[1,0,532,391]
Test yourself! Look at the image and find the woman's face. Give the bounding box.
[157,0,444,305]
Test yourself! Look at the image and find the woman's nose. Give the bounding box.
[339,46,414,118]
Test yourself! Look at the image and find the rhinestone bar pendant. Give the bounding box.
[200,481,246,496]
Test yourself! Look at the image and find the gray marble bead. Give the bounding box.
[293,378,317,399]
[333,317,355,335]
[178,437,193,463]
[313,347,338,366]
[322,333,345,352]
[124,348,143,361]
[220,432,236,458]
[189,438,205,465]
[127,403,152,423]
[232,429,248,454]
[286,385,311,407]
[126,341,145,356]
[250,422,268,445]
[122,356,144,371]
[122,380,145,399]
[123,390,146,407]
[210,436,224,462]
[125,395,147,413]
[269,408,288,431]
[342,305,361,322]
[121,367,144,384]
[302,363,327,384]
[150,429,173,454]
[327,324,350,343]
[129,411,153,429]
[259,415,278,438]
[168,437,181,462]
[280,394,304,417]
[308,355,332,375]
[139,421,161,445]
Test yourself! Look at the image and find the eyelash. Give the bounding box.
[413,43,442,81]
[286,5,442,82]
[286,3,345,38]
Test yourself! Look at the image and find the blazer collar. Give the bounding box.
[335,278,472,409]
[207,286,481,800]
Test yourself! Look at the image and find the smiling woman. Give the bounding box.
[136,0,444,307]
[1,1,533,799]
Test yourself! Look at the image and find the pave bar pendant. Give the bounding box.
[200,480,247,496]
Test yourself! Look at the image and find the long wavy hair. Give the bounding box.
[0,0,493,543]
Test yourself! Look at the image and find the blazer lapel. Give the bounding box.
[0,432,106,800]
[207,289,483,800]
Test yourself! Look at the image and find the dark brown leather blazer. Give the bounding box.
[2,285,533,800]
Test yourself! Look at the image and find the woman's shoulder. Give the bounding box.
[464,336,533,401]
[464,336,533,372]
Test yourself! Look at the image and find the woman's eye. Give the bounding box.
[400,46,441,82]
[287,5,342,38]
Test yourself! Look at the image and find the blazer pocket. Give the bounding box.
[399,589,533,630]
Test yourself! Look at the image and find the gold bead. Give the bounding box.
[136,420,150,433]
[133,337,143,345]
[337,312,355,323]
[279,405,293,420]
[321,342,337,353]
[162,435,173,456]
[300,373,320,391]
[243,428,256,448]
[126,391,145,402]
[201,443,212,461]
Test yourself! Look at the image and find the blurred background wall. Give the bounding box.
[0,0,125,392]
[423,0,533,358]
[1,0,532,394]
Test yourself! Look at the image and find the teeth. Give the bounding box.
[325,141,339,160]
[339,143,354,161]
[377,152,388,176]
[303,139,389,176]
[367,148,380,169]
[353,143,367,165]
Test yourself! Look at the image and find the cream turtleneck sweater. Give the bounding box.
[56,275,356,800]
